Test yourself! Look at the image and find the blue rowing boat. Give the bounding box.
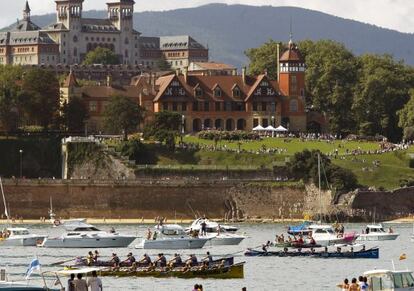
[244,247,379,259]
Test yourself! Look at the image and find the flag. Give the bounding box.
[25,258,41,280]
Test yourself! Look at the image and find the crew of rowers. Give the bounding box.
[274,233,316,246]
[84,251,222,272]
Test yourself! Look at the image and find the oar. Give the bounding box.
[50,257,78,266]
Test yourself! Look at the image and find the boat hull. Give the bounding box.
[96,263,244,279]
[244,248,379,259]
[357,234,399,241]
[41,236,136,248]
[0,236,46,247]
[136,237,209,250]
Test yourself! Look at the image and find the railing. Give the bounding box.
[134,164,273,170]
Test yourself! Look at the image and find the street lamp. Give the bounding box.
[19,149,23,178]
[180,115,185,144]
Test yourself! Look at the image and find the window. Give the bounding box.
[204,102,209,112]
[89,101,97,112]
[163,102,168,111]
[290,99,298,112]
[271,102,276,112]
[233,87,241,98]
[172,102,178,111]
[225,102,231,111]
[262,102,267,111]
[215,102,221,111]
[193,102,199,111]
[290,75,298,92]
[195,87,203,98]
[253,102,258,111]
[214,87,222,98]
[262,118,268,127]
[181,102,187,111]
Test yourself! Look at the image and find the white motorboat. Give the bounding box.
[362,269,414,290]
[135,224,211,250]
[0,178,46,247]
[186,219,246,246]
[308,224,358,247]
[48,197,86,227]
[358,224,399,241]
[0,228,46,247]
[40,222,136,248]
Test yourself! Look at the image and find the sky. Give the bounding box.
[2,0,413,34]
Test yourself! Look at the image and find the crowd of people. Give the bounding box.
[337,276,369,291]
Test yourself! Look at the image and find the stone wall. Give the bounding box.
[2,179,316,220]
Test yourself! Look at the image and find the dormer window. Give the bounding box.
[232,86,241,98]
[195,87,203,98]
[214,87,222,98]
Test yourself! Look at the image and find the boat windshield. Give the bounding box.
[393,273,414,288]
[72,227,100,232]
[11,230,29,235]
[370,274,393,290]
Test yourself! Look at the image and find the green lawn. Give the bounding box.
[183,136,380,155]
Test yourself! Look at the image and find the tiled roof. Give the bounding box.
[9,20,40,32]
[154,74,280,102]
[191,62,235,70]
[160,35,206,50]
[80,18,119,33]
[6,31,57,45]
[280,41,303,62]
[81,85,139,99]
[43,22,68,31]
[139,37,160,49]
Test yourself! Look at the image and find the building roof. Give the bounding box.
[8,19,40,32]
[139,37,160,49]
[80,18,119,33]
[63,70,79,87]
[43,22,68,31]
[160,35,206,51]
[11,31,57,45]
[280,40,303,62]
[81,85,139,99]
[190,62,236,71]
[154,74,280,102]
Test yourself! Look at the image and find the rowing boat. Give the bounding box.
[63,262,245,279]
[244,247,379,259]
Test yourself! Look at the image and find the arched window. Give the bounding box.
[290,99,298,112]
[125,37,129,45]
[214,87,222,98]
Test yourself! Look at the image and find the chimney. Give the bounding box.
[106,73,112,87]
[183,66,188,83]
[242,67,247,85]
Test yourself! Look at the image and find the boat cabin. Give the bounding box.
[7,228,30,236]
[156,224,186,236]
[366,224,387,233]
[364,270,414,290]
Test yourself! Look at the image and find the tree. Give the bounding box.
[61,97,89,132]
[143,111,181,150]
[0,65,23,134]
[82,47,120,65]
[245,39,285,80]
[19,68,60,130]
[298,40,358,136]
[353,54,414,141]
[103,95,144,140]
[156,56,172,71]
[398,89,414,131]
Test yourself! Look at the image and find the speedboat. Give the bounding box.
[308,224,358,246]
[0,267,61,290]
[358,224,399,241]
[0,228,46,247]
[287,221,313,236]
[135,224,211,249]
[362,269,414,290]
[40,222,136,248]
[186,218,245,246]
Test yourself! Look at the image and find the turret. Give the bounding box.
[23,0,31,21]
[55,0,83,27]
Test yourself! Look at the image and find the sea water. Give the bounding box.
[0,223,413,291]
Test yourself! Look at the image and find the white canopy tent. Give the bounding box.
[253,125,266,131]
[275,125,288,132]
[265,125,276,131]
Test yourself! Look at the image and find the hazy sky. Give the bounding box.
[3,0,413,34]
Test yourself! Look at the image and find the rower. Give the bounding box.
[138,254,151,265]
[168,253,182,268]
[202,251,213,267]
[280,234,285,242]
[185,254,198,268]
[93,250,99,262]
[262,244,268,253]
[309,236,316,245]
[110,253,120,270]
[86,251,94,266]
[123,252,136,265]
[154,253,167,268]
[297,235,304,245]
